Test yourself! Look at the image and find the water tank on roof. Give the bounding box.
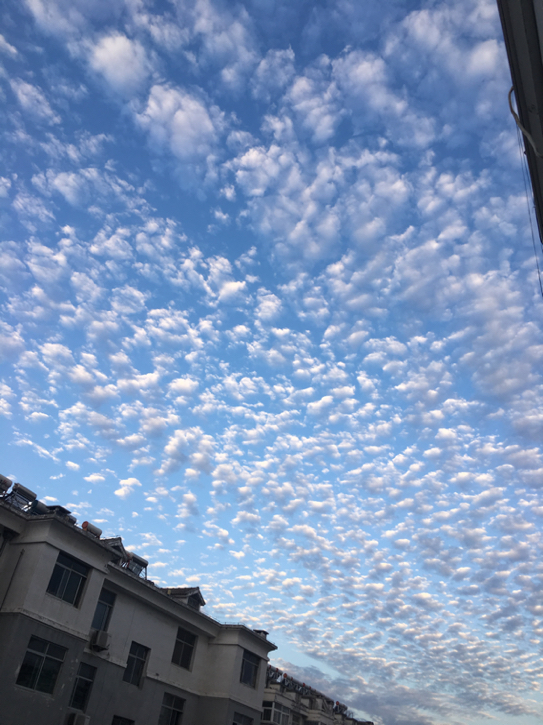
[82,521,102,538]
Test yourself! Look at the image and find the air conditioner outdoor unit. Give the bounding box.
[66,714,90,725]
[90,629,111,651]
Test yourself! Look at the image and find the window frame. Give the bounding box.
[16,635,67,695]
[239,649,260,688]
[158,692,185,725]
[123,641,150,686]
[69,662,96,712]
[262,701,273,722]
[171,627,197,670]
[262,702,291,725]
[233,714,253,725]
[91,587,116,631]
[46,551,89,607]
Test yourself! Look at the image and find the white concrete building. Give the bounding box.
[0,476,276,725]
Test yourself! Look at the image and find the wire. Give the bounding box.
[509,86,543,158]
[515,118,543,298]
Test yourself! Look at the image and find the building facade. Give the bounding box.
[0,477,276,725]
[262,667,373,725]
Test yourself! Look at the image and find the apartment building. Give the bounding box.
[0,476,276,725]
[263,667,373,725]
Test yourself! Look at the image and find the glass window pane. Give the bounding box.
[46,565,64,597]
[16,651,41,689]
[71,678,91,710]
[172,628,195,669]
[36,657,62,694]
[47,553,88,606]
[92,601,108,630]
[101,589,116,605]
[47,642,67,660]
[123,657,137,684]
[28,637,47,654]
[63,572,82,605]
[79,663,96,680]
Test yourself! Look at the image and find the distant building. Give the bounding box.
[263,667,373,725]
[0,476,275,725]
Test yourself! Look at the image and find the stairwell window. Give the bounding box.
[16,636,67,694]
[123,641,149,686]
[171,627,196,670]
[240,649,260,688]
[47,552,88,606]
[69,662,96,711]
[91,587,116,631]
[158,692,185,725]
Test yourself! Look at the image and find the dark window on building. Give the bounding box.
[262,702,290,724]
[91,587,116,630]
[262,701,273,721]
[46,552,88,606]
[112,717,135,725]
[69,662,96,711]
[158,692,185,725]
[16,636,66,694]
[240,649,260,688]
[233,714,253,725]
[123,641,149,686]
[274,703,291,725]
[171,627,196,670]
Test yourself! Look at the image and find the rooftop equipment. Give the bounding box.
[82,521,102,538]
[125,552,148,577]
[0,474,12,494]
[5,483,37,510]
[30,500,50,516]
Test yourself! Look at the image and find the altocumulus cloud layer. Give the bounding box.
[1,1,543,723]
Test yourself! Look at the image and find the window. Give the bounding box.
[158,692,185,725]
[233,714,253,725]
[69,662,96,711]
[47,552,88,606]
[262,702,290,725]
[240,649,260,688]
[263,701,273,721]
[91,588,116,630]
[16,636,66,694]
[112,717,134,725]
[123,641,149,686]
[171,627,196,670]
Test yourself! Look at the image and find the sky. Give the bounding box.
[2,0,543,723]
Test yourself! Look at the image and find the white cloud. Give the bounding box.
[0,33,17,55]
[135,84,225,187]
[90,33,153,97]
[115,477,142,498]
[11,80,61,124]
[252,47,296,101]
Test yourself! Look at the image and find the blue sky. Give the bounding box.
[2,1,543,723]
